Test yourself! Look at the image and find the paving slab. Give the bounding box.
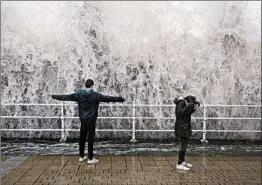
[1,155,261,185]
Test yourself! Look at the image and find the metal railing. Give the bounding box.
[1,102,261,142]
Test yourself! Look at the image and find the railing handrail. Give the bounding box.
[1,116,261,120]
[1,103,261,107]
[1,102,261,142]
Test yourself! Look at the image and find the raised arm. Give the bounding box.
[192,101,200,113]
[97,93,125,103]
[175,101,195,117]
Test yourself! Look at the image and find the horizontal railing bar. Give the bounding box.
[136,130,203,132]
[0,103,175,107]
[2,116,260,120]
[206,130,262,133]
[207,117,261,120]
[65,129,132,132]
[134,104,175,107]
[1,129,62,131]
[1,116,133,119]
[208,105,262,107]
[0,116,200,120]
[134,117,203,120]
[1,116,61,119]
[1,103,261,107]
[63,117,174,120]
[63,117,203,120]
[64,117,133,119]
[63,129,204,132]
[0,129,202,132]
[65,104,261,107]
[1,129,132,132]
[66,104,133,107]
[1,103,133,107]
[1,129,260,133]
[206,105,261,107]
[1,104,62,106]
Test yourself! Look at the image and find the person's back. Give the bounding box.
[71,89,100,120]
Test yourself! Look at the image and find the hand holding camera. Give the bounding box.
[195,101,200,107]
[184,95,200,111]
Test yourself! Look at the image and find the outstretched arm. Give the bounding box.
[51,93,78,101]
[98,94,125,103]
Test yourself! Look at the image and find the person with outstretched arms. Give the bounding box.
[52,79,125,164]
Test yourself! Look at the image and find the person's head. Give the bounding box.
[184,95,196,104]
[85,79,94,88]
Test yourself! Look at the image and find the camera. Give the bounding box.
[184,95,200,107]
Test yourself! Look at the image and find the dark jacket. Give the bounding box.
[174,98,196,138]
[52,89,124,120]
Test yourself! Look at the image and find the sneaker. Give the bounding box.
[79,156,87,162]
[182,162,193,168]
[87,158,99,164]
[176,164,190,171]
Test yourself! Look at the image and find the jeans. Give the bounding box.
[178,137,189,164]
[79,118,96,160]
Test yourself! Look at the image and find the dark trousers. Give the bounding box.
[178,137,189,164]
[79,118,96,160]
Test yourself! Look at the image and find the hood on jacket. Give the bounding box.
[174,96,185,104]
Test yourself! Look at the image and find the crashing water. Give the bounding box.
[1,1,261,140]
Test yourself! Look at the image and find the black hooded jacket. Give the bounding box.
[52,89,124,120]
[174,98,196,138]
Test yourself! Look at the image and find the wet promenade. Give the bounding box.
[1,155,261,185]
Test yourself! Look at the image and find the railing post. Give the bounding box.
[60,102,66,142]
[201,101,208,143]
[130,101,137,142]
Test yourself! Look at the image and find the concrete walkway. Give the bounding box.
[1,155,261,185]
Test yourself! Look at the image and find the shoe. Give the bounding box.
[79,156,87,162]
[176,164,190,171]
[87,158,99,164]
[182,162,193,168]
